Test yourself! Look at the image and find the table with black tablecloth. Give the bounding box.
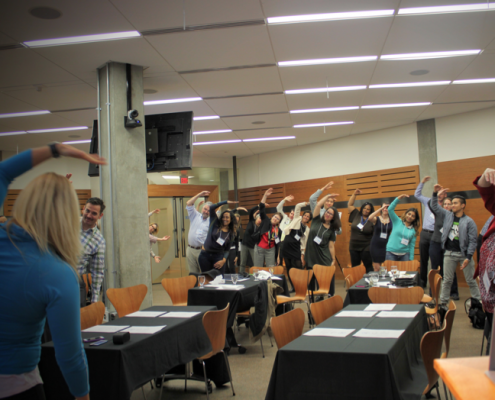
[39,305,215,400]
[266,304,428,400]
[188,276,289,351]
[344,272,420,306]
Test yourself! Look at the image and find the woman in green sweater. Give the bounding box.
[384,194,420,261]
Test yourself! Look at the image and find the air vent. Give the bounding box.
[141,19,265,36]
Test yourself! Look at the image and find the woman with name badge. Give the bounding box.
[253,188,284,267]
[385,194,420,261]
[367,203,393,271]
[348,189,375,273]
[305,194,341,295]
[198,199,239,275]
[282,202,312,291]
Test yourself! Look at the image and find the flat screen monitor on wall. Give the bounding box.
[87,111,194,176]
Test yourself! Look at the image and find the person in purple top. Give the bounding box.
[415,176,449,288]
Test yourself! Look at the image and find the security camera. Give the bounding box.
[124,109,142,129]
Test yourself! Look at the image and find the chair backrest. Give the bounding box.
[106,284,148,317]
[310,295,343,326]
[161,275,197,306]
[382,260,420,272]
[368,286,425,304]
[270,307,305,349]
[202,304,229,355]
[289,268,314,298]
[80,301,105,330]
[431,274,443,309]
[82,273,92,296]
[442,300,457,358]
[427,266,441,292]
[313,265,336,293]
[420,321,446,394]
[345,275,355,291]
[343,265,366,284]
[250,266,284,275]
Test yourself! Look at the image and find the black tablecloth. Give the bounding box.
[265,304,428,400]
[344,272,421,306]
[39,305,215,400]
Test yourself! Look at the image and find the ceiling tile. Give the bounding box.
[355,106,428,123]
[416,102,495,121]
[454,52,495,79]
[350,121,408,135]
[361,86,446,105]
[205,94,288,116]
[234,127,294,140]
[146,25,275,71]
[289,109,358,125]
[142,72,200,99]
[294,125,352,145]
[285,90,365,110]
[433,83,495,103]
[182,67,283,98]
[0,92,43,114]
[192,118,231,132]
[144,101,216,118]
[224,113,291,130]
[0,113,91,132]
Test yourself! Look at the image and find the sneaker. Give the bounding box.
[451,293,460,301]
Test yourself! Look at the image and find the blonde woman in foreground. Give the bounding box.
[0,143,105,400]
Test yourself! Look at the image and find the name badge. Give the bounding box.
[357,223,364,230]
[440,228,443,234]
[380,233,387,239]
[401,238,409,245]
[448,229,456,241]
[314,236,322,245]
[275,237,280,244]
[483,270,491,290]
[216,237,225,245]
[430,213,435,219]
[294,234,301,241]
[230,246,235,250]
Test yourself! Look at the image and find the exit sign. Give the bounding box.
[180,176,189,184]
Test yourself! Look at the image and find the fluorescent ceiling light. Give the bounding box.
[0,110,50,119]
[398,4,495,16]
[0,131,26,136]
[381,50,481,60]
[267,9,394,24]
[193,129,232,135]
[23,31,141,48]
[144,97,202,106]
[294,121,354,128]
[243,136,296,142]
[453,77,495,84]
[362,102,431,109]
[369,81,451,89]
[27,126,89,134]
[285,86,366,94]
[62,140,92,144]
[290,106,359,114]
[193,140,242,145]
[162,175,180,180]
[193,116,220,121]
[279,56,377,67]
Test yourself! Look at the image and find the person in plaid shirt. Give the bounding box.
[78,197,106,306]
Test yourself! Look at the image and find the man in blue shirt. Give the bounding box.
[415,176,448,288]
[186,191,212,274]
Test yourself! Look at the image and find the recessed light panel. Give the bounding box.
[398,3,495,16]
[381,50,481,60]
[452,78,495,84]
[144,97,202,106]
[193,129,232,135]
[279,56,377,67]
[362,102,431,109]
[267,9,394,24]
[285,86,366,95]
[369,81,450,89]
[294,121,354,128]
[193,140,242,145]
[24,31,141,48]
[0,110,50,119]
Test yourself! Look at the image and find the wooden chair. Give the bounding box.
[426,275,443,330]
[249,266,284,275]
[368,286,424,304]
[441,300,456,359]
[422,267,441,304]
[161,275,197,306]
[345,275,356,291]
[80,301,105,330]
[310,295,343,326]
[276,268,314,325]
[82,273,92,296]
[420,321,447,399]
[343,265,366,287]
[270,308,305,349]
[382,260,420,272]
[196,305,235,400]
[106,284,148,318]
[311,265,335,297]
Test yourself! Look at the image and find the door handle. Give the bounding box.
[172,197,179,258]
[180,198,186,258]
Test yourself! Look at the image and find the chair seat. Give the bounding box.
[198,350,215,361]
[277,295,306,304]
[421,295,433,303]
[425,307,438,315]
[307,289,328,296]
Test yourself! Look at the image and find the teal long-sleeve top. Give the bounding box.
[0,150,89,397]
[385,197,417,261]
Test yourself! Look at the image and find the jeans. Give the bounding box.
[385,252,409,261]
[186,246,202,274]
[349,249,373,273]
[198,250,226,275]
[429,241,458,296]
[239,244,255,273]
[227,248,237,274]
[419,230,433,287]
[254,245,276,268]
[440,251,481,304]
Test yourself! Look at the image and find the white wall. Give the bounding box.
[237,123,420,188]
[436,106,495,162]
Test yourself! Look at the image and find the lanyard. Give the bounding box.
[218,229,229,242]
[401,224,412,241]
[315,223,329,240]
[360,216,368,226]
[269,227,279,241]
[380,218,389,235]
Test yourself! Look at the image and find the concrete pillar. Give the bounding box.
[98,62,152,308]
[417,119,438,200]
[220,170,229,201]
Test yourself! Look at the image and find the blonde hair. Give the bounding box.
[9,173,81,270]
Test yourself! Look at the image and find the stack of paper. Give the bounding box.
[376,311,419,318]
[160,312,201,318]
[304,328,355,338]
[335,311,377,318]
[353,329,405,339]
[364,304,396,311]
[120,326,167,334]
[83,325,129,333]
[124,311,167,318]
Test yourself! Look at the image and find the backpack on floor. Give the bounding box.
[465,298,486,329]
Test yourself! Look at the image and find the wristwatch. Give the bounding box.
[48,142,60,158]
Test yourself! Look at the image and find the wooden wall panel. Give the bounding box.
[3,189,92,216]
